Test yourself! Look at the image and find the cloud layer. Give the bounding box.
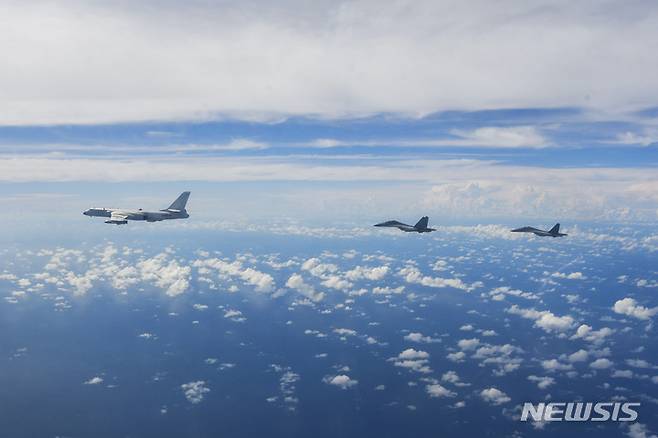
[3,0,658,124]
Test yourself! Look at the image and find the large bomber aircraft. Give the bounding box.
[83,192,190,225]
[511,223,567,237]
[374,216,436,233]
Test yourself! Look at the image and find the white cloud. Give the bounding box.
[399,265,480,292]
[324,374,358,389]
[397,349,429,360]
[626,423,658,438]
[425,383,456,398]
[567,349,589,363]
[181,381,210,404]
[138,253,191,296]
[506,305,574,333]
[441,371,469,387]
[457,338,480,351]
[333,328,357,337]
[472,343,523,375]
[527,375,555,389]
[479,387,511,405]
[613,298,658,320]
[589,358,614,370]
[390,349,432,374]
[612,370,634,378]
[447,351,466,362]
[372,286,405,295]
[321,275,353,291]
[570,324,614,344]
[551,271,586,280]
[193,258,274,293]
[224,309,245,322]
[345,265,389,281]
[443,126,547,148]
[541,359,573,372]
[3,1,658,125]
[626,359,652,369]
[285,274,325,302]
[488,286,538,301]
[84,376,104,385]
[404,332,439,344]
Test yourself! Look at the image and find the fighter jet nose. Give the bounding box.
[374,223,385,227]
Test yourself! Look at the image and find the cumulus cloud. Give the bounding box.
[399,265,480,292]
[567,349,589,363]
[613,298,658,320]
[590,358,614,370]
[551,271,586,280]
[506,305,574,333]
[372,286,405,295]
[345,265,389,281]
[181,381,210,404]
[84,376,104,385]
[542,359,573,372]
[570,324,614,344]
[138,253,191,296]
[224,309,245,322]
[285,274,325,302]
[390,349,432,374]
[457,338,480,351]
[404,332,440,344]
[333,328,357,337]
[487,286,538,301]
[472,343,523,375]
[193,258,274,293]
[479,387,511,405]
[425,383,456,398]
[527,375,555,390]
[324,374,358,389]
[626,422,658,438]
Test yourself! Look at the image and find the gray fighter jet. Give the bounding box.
[511,223,567,237]
[374,216,436,233]
[83,192,190,225]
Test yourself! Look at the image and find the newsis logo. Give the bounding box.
[521,402,640,422]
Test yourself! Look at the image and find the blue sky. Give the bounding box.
[0,0,657,226]
[1,107,657,229]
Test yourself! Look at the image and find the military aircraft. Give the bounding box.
[510,223,567,237]
[83,192,190,225]
[374,216,436,233]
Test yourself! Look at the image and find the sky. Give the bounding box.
[0,0,657,230]
[1,3,658,437]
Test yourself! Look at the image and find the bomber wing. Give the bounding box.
[105,212,129,225]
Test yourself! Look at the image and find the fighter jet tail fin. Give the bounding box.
[167,192,190,211]
[414,216,429,229]
[549,223,560,234]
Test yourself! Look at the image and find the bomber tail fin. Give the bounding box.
[167,191,190,211]
[549,223,560,234]
[414,216,429,229]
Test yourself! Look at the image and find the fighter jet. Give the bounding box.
[83,192,191,225]
[374,216,436,233]
[511,223,567,237]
